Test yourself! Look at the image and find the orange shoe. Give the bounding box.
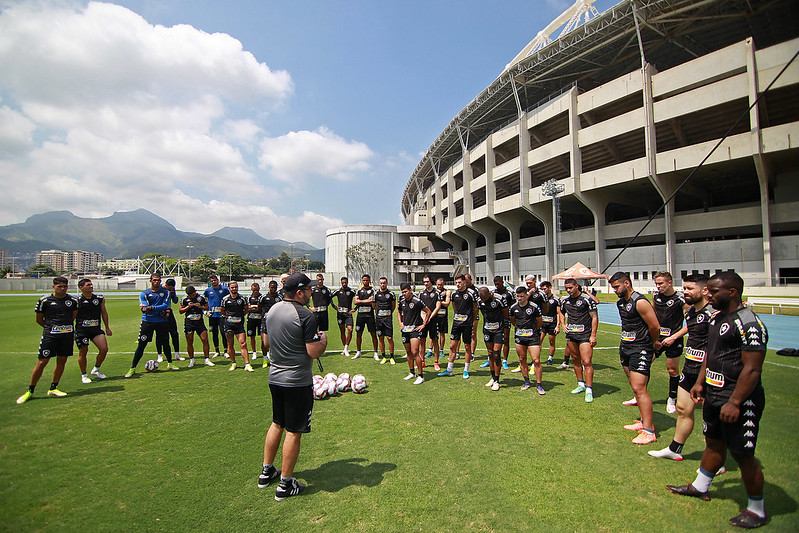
[623,420,644,431]
[632,430,657,445]
[434,362,441,371]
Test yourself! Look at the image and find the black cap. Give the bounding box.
[284,273,313,293]
[165,278,176,287]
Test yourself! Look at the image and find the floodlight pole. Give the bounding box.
[542,179,565,274]
[186,245,194,282]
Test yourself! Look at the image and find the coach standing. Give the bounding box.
[258,273,327,501]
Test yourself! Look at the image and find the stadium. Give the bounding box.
[400,0,799,289]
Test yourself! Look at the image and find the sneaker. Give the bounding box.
[124,368,135,378]
[558,362,569,370]
[81,375,92,384]
[403,373,415,381]
[413,376,424,385]
[244,364,254,372]
[257,465,281,488]
[502,360,509,370]
[204,358,215,367]
[667,397,677,414]
[47,388,67,398]
[666,483,711,501]
[622,397,638,406]
[632,430,657,445]
[175,353,186,361]
[275,478,305,501]
[485,378,495,387]
[251,354,258,360]
[16,391,32,404]
[229,363,237,371]
[729,509,767,529]
[433,362,440,371]
[380,357,387,365]
[90,368,106,380]
[571,385,586,394]
[624,420,644,431]
[585,390,594,403]
[648,447,684,461]
[536,384,546,396]
[479,360,490,368]
[352,351,361,360]
[157,354,164,363]
[373,353,381,361]
[437,369,453,377]
[389,357,396,365]
[462,370,470,379]
[511,366,522,373]
[168,363,180,371]
[520,382,532,391]
[224,353,231,359]
[425,349,433,359]
[212,352,221,359]
[491,381,500,391]
[188,358,196,369]
[546,357,554,365]
[343,348,350,357]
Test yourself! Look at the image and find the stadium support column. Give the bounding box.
[642,63,676,274]
[746,37,774,286]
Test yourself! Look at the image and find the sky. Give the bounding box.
[0,0,616,247]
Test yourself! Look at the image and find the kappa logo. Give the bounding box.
[719,323,730,336]
[744,410,755,417]
[743,420,756,428]
[744,399,755,407]
[744,441,754,449]
[747,326,758,333]
[749,339,761,346]
[744,430,755,438]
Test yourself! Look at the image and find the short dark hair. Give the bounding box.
[423,274,432,282]
[540,280,552,288]
[515,286,528,294]
[341,276,348,281]
[563,278,577,286]
[150,272,162,280]
[269,280,278,287]
[710,271,744,294]
[455,274,465,281]
[654,271,673,282]
[209,274,219,280]
[362,274,371,280]
[436,277,445,282]
[186,285,196,294]
[78,278,91,288]
[609,271,630,284]
[400,282,411,290]
[53,276,68,286]
[493,275,503,283]
[683,273,709,284]
[379,276,388,282]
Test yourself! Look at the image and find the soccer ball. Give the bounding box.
[324,377,337,396]
[351,374,368,394]
[324,372,337,382]
[144,360,159,372]
[313,382,329,400]
[313,375,323,386]
[336,373,351,393]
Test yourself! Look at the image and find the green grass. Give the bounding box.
[0,295,797,532]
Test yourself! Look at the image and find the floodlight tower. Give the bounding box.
[542,179,565,274]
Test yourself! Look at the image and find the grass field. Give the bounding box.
[1,294,797,532]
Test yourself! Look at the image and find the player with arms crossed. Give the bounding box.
[479,286,509,391]
[353,274,379,360]
[437,274,478,379]
[610,271,661,445]
[203,274,230,357]
[667,272,769,528]
[74,278,112,383]
[653,271,688,414]
[331,277,356,357]
[310,274,332,335]
[180,286,214,368]
[489,276,515,371]
[374,276,397,365]
[538,281,562,366]
[258,280,281,365]
[222,281,253,372]
[17,277,78,404]
[398,283,430,384]
[247,283,263,361]
[433,278,450,371]
[510,286,545,395]
[558,278,598,403]
[419,275,442,363]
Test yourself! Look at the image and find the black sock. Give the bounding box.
[28,385,35,393]
[564,356,570,365]
[669,440,684,454]
[669,376,679,399]
[49,382,58,390]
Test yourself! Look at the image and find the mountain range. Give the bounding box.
[0,210,324,265]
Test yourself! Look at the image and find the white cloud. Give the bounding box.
[258,127,373,182]
[0,106,36,155]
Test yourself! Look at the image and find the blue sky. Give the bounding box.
[0,0,616,246]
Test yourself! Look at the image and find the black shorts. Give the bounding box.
[138,321,168,343]
[355,314,375,333]
[269,384,313,433]
[246,318,262,337]
[184,321,207,334]
[514,334,541,347]
[224,319,245,335]
[483,329,504,345]
[208,316,224,329]
[75,327,104,348]
[375,317,393,337]
[423,317,439,338]
[657,338,684,358]
[314,310,329,331]
[620,345,654,376]
[450,321,472,343]
[401,329,422,345]
[541,324,558,336]
[678,371,701,394]
[435,315,449,334]
[337,312,353,327]
[703,387,765,456]
[38,333,74,358]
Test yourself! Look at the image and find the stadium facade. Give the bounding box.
[400,0,799,287]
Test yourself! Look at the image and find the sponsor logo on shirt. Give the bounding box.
[705,369,724,387]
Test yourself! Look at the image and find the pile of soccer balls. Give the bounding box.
[313,372,367,399]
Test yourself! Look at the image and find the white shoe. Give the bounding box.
[229,363,237,371]
[511,366,522,373]
[352,351,362,360]
[373,353,381,361]
[175,353,185,361]
[403,373,415,381]
[491,381,500,391]
[266,351,271,360]
[251,353,258,360]
[90,368,106,380]
[204,358,215,367]
[622,397,638,406]
[188,358,195,368]
[558,362,569,370]
[666,397,677,414]
[81,375,92,384]
[341,349,349,357]
[648,447,683,461]
[244,364,254,372]
[224,353,231,359]
[213,352,220,359]
[485,378,495,387]
[157,354,164,363]
[413,376,424,385]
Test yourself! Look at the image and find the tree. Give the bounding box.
[0,266,12,278]
[267,252,292,273]
[346,242,387,279]
[308,260,325,271]
[26,263,58,278]
[218,254,252,281]
[191,255,216,281]
[100,266,123,276]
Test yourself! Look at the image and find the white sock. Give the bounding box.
[578,380,585,387]
[747,496,765,518]
[81,373,87,377]
[91,366,99,373]
[464,362,470,372]
[692,468,715,493]
[447,362,454,372]
[586,386,593,393]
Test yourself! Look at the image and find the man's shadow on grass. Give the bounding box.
[69,385,125,397]
[300,458,396,494]
[712,478,797,518]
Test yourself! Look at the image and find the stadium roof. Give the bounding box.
[401,0,798,217]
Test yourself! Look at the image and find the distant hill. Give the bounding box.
[0,210,324,264]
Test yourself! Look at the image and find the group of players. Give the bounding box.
[15,265,770,527]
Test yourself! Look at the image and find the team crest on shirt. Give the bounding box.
[92,299,99,305]
[576,300,583,306]
[720,323,730,335]
[65,300,73,307]
[526,308,532,315]
[626,303,632,311]
[42,350,50,356]
[667,299,675,307]
[409,302,414,308]
[697,313,705,323]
